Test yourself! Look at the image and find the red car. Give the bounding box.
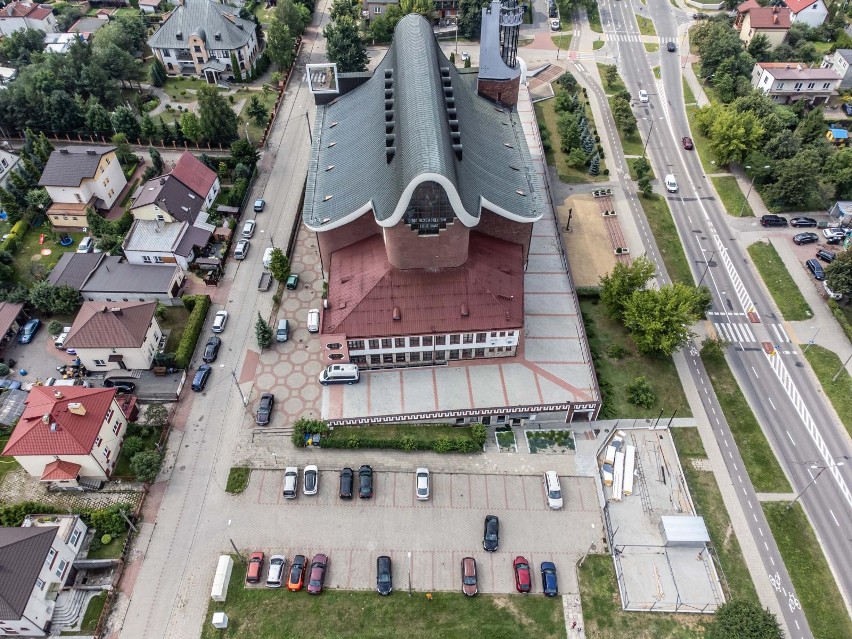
[513,556,532,593]
[682,136,694,150]
[246,551,264,583]
[307,553,328,594]
[461,557,478,597]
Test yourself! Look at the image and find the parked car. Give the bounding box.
[276,319,289,343]
[234,239,250,260]
[103,379,136,394]
[761,214,788,227]
[816,249,837,263]
[285,273,300,290]
[212,310,228,333]
[681,136,693,150]
[541,562,559,597]
[267,555,286,588]
[359,464,373,498]
[241,219,256,238]
[307,308,320,333]
[461,557,478,596]
[806,258,825,281]
[543,471,563,509]
[790,217,817,228]
[263,247,275,268]
[376,555,393,596]
[0,380,22,390]
[513,556,532,593]
[303,464,318,495]
[823,227,846,240]
[550,18,560,30]
[287,554,306,591]
[415,468,430,501]
[339,467,354,499]
[255,393,274,425]
[666,41,675,52]
[692,12,708,18]
[307,553,328,594]
[191,364,212,392]
[824,280,842,300]
[483,514,499,552]
[793,232,819,245]
[54,328,71,349]
[246,552,264,583]
[461,51,470,62]
[17,318,41,344]
[76,236,94,253]
[202,335,221,363]
[283,467,298,499]
[254,198,266,212]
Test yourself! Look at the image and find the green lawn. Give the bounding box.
[586,2,602,32]
[636,193,693,285]
[593,39,605,50]
[227,467,251,494]
[534,100,607,183]
[330,423,475,445]
[701,355,791,493]
[200,564,567,639]
[685,105,721,174]
[236,89,280,146]
[63,592,108,636]
[12,228,86,285]
[552,35,572,49]
[580,297,691,419]
[670,428,758,603]
[802,345,852,441]
[763,503,852,639]
[627,158,655,181]
[113,431,158,478]
[579,555,710,639]
[608,97,645,156]
[711,176,753,218]
[597,63,626,96]
[636,15,656,37]
[158,306,191,354]
[682,77,696,105]
[652,65,661,79]
[747,242,812,321]
[86,531,128,560]
[645,43,659,53]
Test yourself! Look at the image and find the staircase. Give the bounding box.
[50,589,91,630]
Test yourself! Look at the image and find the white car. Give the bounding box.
[234,239,250,260]
[212,310,228,333]
[823,228,847,240]
[664,174,678,193]
[543,471,563,509]
[307,308,320,333]
[263,247,275,269]
[550,18,560,30]
[303,464,318,495]
[823,281,842,300]
[242,220,256,238]
[461,51,470,62]
[416,468,430,500]
[54,327,72,349]
[638,89,649,103]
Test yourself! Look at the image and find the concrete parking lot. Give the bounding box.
[232,469,601,594]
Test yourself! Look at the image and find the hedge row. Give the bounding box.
[321,433,484,453]
[175,294,211,369]
[0,219,27,254]
[0,501,132,535]
[827,300,852,345]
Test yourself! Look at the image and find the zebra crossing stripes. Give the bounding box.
[768,323,791,344]
[714,322,755,344]
[604,34,675,43]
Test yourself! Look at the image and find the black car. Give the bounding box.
[376,555,393,596]
[339,467,354,499]
[359,465,373,498]
[666,41,675,52]
[816,249,837,263]
[202,336,221,363]
[806,258,825,281]
[760,214,788,227]
[483,514,499,552]
[790,217,817,228]
[103,379,136,394]
[191,364,212,392]
[793,232,819,245]
[255,393,274,425]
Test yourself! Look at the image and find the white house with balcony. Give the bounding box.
[751,62,841,105]
[822,49,852,90]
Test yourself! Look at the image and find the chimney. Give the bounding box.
[111,307,123,316]
[53,391,63,399]
[42,414,50,425]
[59,148,69,154]
[773,14,778,23]
[460,303,470,317]
[67,403,87,416]
[101,305,109,313]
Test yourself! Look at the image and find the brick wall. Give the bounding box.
[317,211,381,272]
[384,218,470,269]
[477,77,520,107]
[476,208,533,264]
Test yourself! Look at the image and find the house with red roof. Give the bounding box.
[169,151,220,212]
[735,1,791,46]
[0,1,58,36]
[783,0,827,27]
[2,386,129,483]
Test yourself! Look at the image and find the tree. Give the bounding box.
[140,114,157,142]
[457,0,485,38]
[246,95,268,126]
[267,247,291,282]
[150,57,167,87]
[256,313,273,349]
[0,28,45,65]
[638,175,653,197]
[278,0,311,33]
[633,156,651,180]
[130,450,163,483]
[611,97,637,137]
[267,18,295,69]
[111,133,137,166]
[149,146,164,174]
[122,436,146,460]
[825,249,852,296]
[28,282,82,315]
[765,148,821,209]
[46,90,84,133]
[324,17,368,73]
[588,154,600,176]
[622,283,710,356]
[627,376,656,408]
[700,335,729,362]
[112,106,140,140]
[180,111,203,145]
[144,403,169,430]
[707,106,764,166]
[83,101,113,136]
[746,33,771,61]
[706,600,782,639]
[599,256,656,320]
[795,107,826,145]
[603,64,619,87]
[823,147,852,199]
[330,0,360,21]
[197,86,238,143]
[231,138,260,168]
[230,52,243,83]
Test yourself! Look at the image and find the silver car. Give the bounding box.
[234,239,250,260]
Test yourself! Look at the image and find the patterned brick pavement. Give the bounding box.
[0,468,144,511]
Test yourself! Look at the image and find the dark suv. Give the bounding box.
[339,467,354,499]
[806,258,825,281]
[760,215,788,227]
[816,249,837,263]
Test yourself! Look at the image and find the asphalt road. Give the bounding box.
[589,0,852,634]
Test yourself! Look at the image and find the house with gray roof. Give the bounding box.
[147,0,259,83]
[751,61,841,105]
[122,219,212,270]
[822,48,852,89]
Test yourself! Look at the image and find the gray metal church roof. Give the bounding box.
[303,15,542,231]
[148,0,254,51]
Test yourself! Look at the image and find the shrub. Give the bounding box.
[291,418,330,447]
[0,363,9,377]
[0,219,27,254]
[174,294,211,369]
[400,434,416,451]
[121,436,146,460]
[0,502,58,527]
[226,467,250,494]
[470,423,486,448]
[85,504,129,537]
[130,450,163,483]
[48,320,64,336]
[606,344,629,359]
[627,376,656,408]
[434,436,452,453]
[101,534,112,545]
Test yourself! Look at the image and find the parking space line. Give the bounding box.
[255,470,266,504]
[346,548,353,589]
[431,368,439,410]
[392,472,397,507]
[467,474,472,509]
[485,474,490,509]
[498,363,510,406]
[520,475,527,510]
[398,371,405,413]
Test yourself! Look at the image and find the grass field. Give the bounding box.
[627,158,655,182]
[552,35,572,49]
[0,435,20,493]
[86,531,128,560]
[636,193,693,285]
[652,65,661,78]
[802,345,852,440]
[237,88,280,145]
[63,592,107,636]
[200,565,567,639]
[711,176,753,217]
[597,63,626,95]
[747,242,813,321]
[580,297,691,418]
[685,105,721,174]
[12,229,85,285]
[645,43,659,53]
[763,503,852,639]
[608,97,645,156]
[158,306,191,353]
[593,39,605,50]
[701,355,791,493]
[671,428,758,603]
[227,467,251,494]
[636,14,656,36]
[113,431,158,478]
[534,99,607,183]
[682,77,696,105]
[579,555,710,639]
[330,423,476,444]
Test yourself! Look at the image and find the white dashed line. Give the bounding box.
[786,430,796,447]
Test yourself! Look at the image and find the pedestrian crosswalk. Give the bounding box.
[768,323,791,345]
[605,33,674,43]
[714,322,755,344]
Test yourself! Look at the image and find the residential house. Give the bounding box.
[363,0,458,23]
[68,15,109,36]
[130,175,206,225]
[48,253,186,305]
[147,0,260,83]
[0,515,87,636]
[751,62,841,105]
[782,0,827,27]
[44,32,86,54]
[822,49,852,89]
[0,1,58,36]
[169,151,220,210]
[0,301,26,354]
[2,385,129,481]
[0,148,20,187]
[122,219,212,270]
[734,1,791,46]
[138,0,164,14]
[64,301,162,372]
[827,128,849,145]
[39,146,127,230]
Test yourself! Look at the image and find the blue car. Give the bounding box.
[541,562,558,597]
[17,319,41,344]
[191,364,212,392]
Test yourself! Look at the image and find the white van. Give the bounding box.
[543,471,563,509]
[319,364,360,385]
[76,236,94,253]
[54,327,72,349]
[307,308,320,333]
[283,467,298,499]
[263,247,275,269]
[664,174,678,192]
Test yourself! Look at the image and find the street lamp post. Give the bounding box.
[803,327,820,353]
[407,551,412,596]
[787,461,846,510]
[739,165,770,216]
[641,117,663,157]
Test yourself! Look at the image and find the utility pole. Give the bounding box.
[231,370,248,406]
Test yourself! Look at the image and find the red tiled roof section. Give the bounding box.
[3,386,116,456]
[65,301,157,349]
[41,460,82,481]
[783,0,819,13]
[323,233,524,338]
[170,151,217,200]
[737,0,760,12]
[1,1,52,19]
[747,6,791,28]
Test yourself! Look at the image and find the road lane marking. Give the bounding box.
[829,509,839,526]
[786,430,796,447]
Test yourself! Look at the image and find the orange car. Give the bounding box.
[246,552,264,583]
[287,554,306,591]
